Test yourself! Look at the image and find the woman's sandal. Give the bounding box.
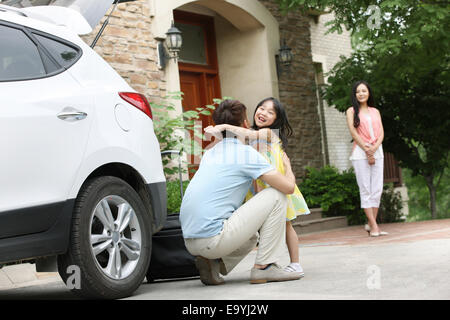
[365,224,388,236]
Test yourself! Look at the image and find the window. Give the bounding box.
[34,34,80,69]
[175,22,207,65]
[0,25,46,81]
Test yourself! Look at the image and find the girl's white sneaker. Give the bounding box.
[284,263,304,277]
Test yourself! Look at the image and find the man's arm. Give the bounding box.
[259,169,295,194]
[258,149,296,194]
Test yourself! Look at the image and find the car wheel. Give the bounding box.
[58,176,152,299]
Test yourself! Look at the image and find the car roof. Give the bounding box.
[0,12,89,51]
[0,4,91,35]
[0,0,137,29]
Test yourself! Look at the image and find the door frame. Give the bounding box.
[175,10,223,177]
[174,10,221,112]
[174,10,220,77]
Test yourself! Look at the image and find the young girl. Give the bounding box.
[205,97,310,274]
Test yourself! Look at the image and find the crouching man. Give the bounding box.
[180,99,303,285]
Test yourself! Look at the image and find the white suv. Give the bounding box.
[0,4,167,299]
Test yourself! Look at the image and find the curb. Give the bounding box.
[0,263,61,290]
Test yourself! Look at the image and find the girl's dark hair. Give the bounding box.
[351,80,375,128]
[251,97,293,150]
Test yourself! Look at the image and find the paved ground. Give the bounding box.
[299,218,450,247]
[1,219,449,300]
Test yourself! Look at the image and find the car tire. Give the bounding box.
[57,176,152,299]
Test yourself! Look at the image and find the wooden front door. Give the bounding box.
[175,10,221,175]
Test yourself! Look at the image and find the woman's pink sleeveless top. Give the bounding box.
[354,107,382,147]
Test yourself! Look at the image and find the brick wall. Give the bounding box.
[309,13,353,171]
[258,0,324,179]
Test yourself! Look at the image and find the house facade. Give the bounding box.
[309,12,353,172]
[79,0,324,179]
[4,0,408,214]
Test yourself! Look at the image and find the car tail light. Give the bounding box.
[119,92,152,119]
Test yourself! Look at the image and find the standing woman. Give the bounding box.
[346,81,388,237]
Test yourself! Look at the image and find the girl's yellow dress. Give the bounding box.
[246,139,310,220]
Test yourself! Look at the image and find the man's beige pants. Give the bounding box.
[184,188,287,274]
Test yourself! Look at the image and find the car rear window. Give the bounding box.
[0,24,46,81]
[33,33,81,69]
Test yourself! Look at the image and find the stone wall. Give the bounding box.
[258,0,324,179]
[81,1,167,103]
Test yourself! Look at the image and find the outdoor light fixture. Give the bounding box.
[275,39,293,78]
[279,40,293,66]
[157,21,182,69]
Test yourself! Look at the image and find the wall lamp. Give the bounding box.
[157,21,183,70]
[275,40,293,78]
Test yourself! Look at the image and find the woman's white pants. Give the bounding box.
[352,158,384,208]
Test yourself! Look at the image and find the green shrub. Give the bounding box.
[299,166,365,225]
[378,184,404,223]
[167,180,190,214]
[300,165,409,226]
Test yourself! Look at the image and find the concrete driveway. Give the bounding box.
[1,219,449,300]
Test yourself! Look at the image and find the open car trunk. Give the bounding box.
[0,0,135,29]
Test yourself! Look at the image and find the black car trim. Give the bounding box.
[29,28,83,70]
[0,19,83,82]
[146,181,168,234]
[0,201,71,240]
[0,199,75,264]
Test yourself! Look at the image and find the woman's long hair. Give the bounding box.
[251,97,293,150]
[351,80,375,128]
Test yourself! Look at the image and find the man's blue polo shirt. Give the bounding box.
[180,138,274,239]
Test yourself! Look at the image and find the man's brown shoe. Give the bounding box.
[195,256,225,285]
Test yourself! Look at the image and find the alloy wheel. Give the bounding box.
[89,195,142,280]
